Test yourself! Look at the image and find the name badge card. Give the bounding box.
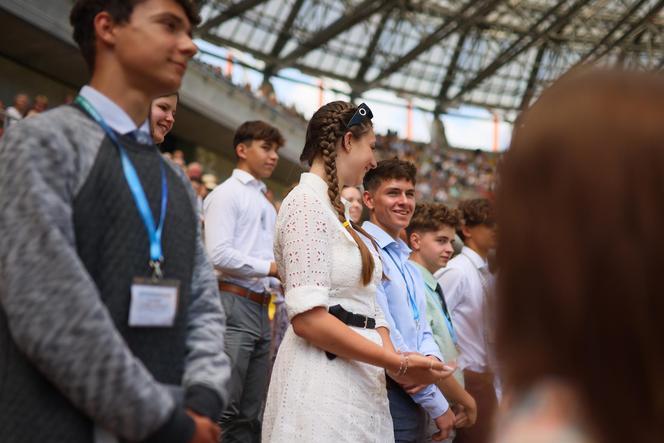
[129,278,180,327]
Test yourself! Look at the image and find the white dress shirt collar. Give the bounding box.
[232,168,266,192]
[79,85,152,139]
[460,245,488,270]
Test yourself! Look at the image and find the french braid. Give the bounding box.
[303,101,378,286]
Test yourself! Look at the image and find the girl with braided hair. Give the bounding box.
[262,101,454,442]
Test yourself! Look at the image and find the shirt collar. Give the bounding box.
[79,85,152,138]
[410,260,437,291]
[232,168,266,192]
[361,221,411,256]
[461,245,488,270]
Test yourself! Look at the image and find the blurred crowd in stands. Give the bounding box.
[1,80,498,205]
[375,131,499,203]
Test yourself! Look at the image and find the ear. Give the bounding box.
[362,189,375,210]
[461,224,473,241]
[408,232,421,251]
[342,131,353,153]
[235,143,248,161]
[93,11,119,47]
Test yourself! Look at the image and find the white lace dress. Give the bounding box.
[262,173,394,442]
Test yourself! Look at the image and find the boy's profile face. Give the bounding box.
[411,226,456,274]
[106,0,197,94]
[236,139,280,179]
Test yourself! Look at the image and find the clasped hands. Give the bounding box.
[387,352,456,389]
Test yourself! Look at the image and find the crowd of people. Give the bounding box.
[0,2,662,443]
[374,133,498,203]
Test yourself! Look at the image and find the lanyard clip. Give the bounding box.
[150,260,163,280]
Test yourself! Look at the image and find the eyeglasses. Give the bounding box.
[346,102,374,129]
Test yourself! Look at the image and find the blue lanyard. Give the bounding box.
[384,247,420,324]
[75,96,168,278]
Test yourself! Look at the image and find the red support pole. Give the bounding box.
[225,52,234,78]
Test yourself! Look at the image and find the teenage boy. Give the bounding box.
[0,1,229,442]
[436,198,498,443]
[407,203,478,441]
[361,158,455,443]
[204,120,284,443]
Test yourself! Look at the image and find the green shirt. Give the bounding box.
[410,260,464,387]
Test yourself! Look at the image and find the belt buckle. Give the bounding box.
[363,316,369,329]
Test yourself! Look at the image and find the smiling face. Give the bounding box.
[336,128,378,187]
[108,0,198,95]
[150,94,178,143]
[341,186,363,223]
[364,178,416,239]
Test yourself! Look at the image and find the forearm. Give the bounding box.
[292,307,400,371]
[183,235,231,419]
[377,327,396,353]
[436,375,473,406]
[209,246,272,278]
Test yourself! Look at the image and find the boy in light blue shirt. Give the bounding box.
[361,158,455,442]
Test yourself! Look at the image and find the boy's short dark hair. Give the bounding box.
[457,198,495,241]
[406,202,459,241]
[70,0,201,70]
[233,121,285,152]
[363,157,417,192]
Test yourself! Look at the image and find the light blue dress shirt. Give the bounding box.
[79,85,153,142]
[362,221,449,418]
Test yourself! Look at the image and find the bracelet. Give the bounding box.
[400,354,410,376]
[395,353,409,377]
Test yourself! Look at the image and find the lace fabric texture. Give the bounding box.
[262,174,393,442]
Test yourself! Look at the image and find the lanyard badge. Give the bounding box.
[76,95,179,327]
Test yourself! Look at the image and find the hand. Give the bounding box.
[400,383,428,395]
[452,404,469,428]
[431,407,455,441]
[390,353,456,387]
[187,409,221,443]
[454,393,477,428]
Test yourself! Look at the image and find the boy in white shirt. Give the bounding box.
[204,120,284,443]
[436,198,497,443]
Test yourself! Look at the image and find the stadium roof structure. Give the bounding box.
[197,0,664,118]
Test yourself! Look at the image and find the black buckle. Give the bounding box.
[345,103,373,129]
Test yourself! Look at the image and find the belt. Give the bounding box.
[218,282,270,306]
[325,304,375,360]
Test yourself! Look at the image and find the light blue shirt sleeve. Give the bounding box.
[413,384,448,419]
[375,280,409,352]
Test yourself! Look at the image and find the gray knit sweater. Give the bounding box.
[0,105,230,442]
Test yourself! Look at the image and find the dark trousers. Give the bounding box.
[218,291,271,443]
[454,370,497,443]
[387,378,428,443]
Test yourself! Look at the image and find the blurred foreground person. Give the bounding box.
[494,69,664,443]
[0,1,229,442]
